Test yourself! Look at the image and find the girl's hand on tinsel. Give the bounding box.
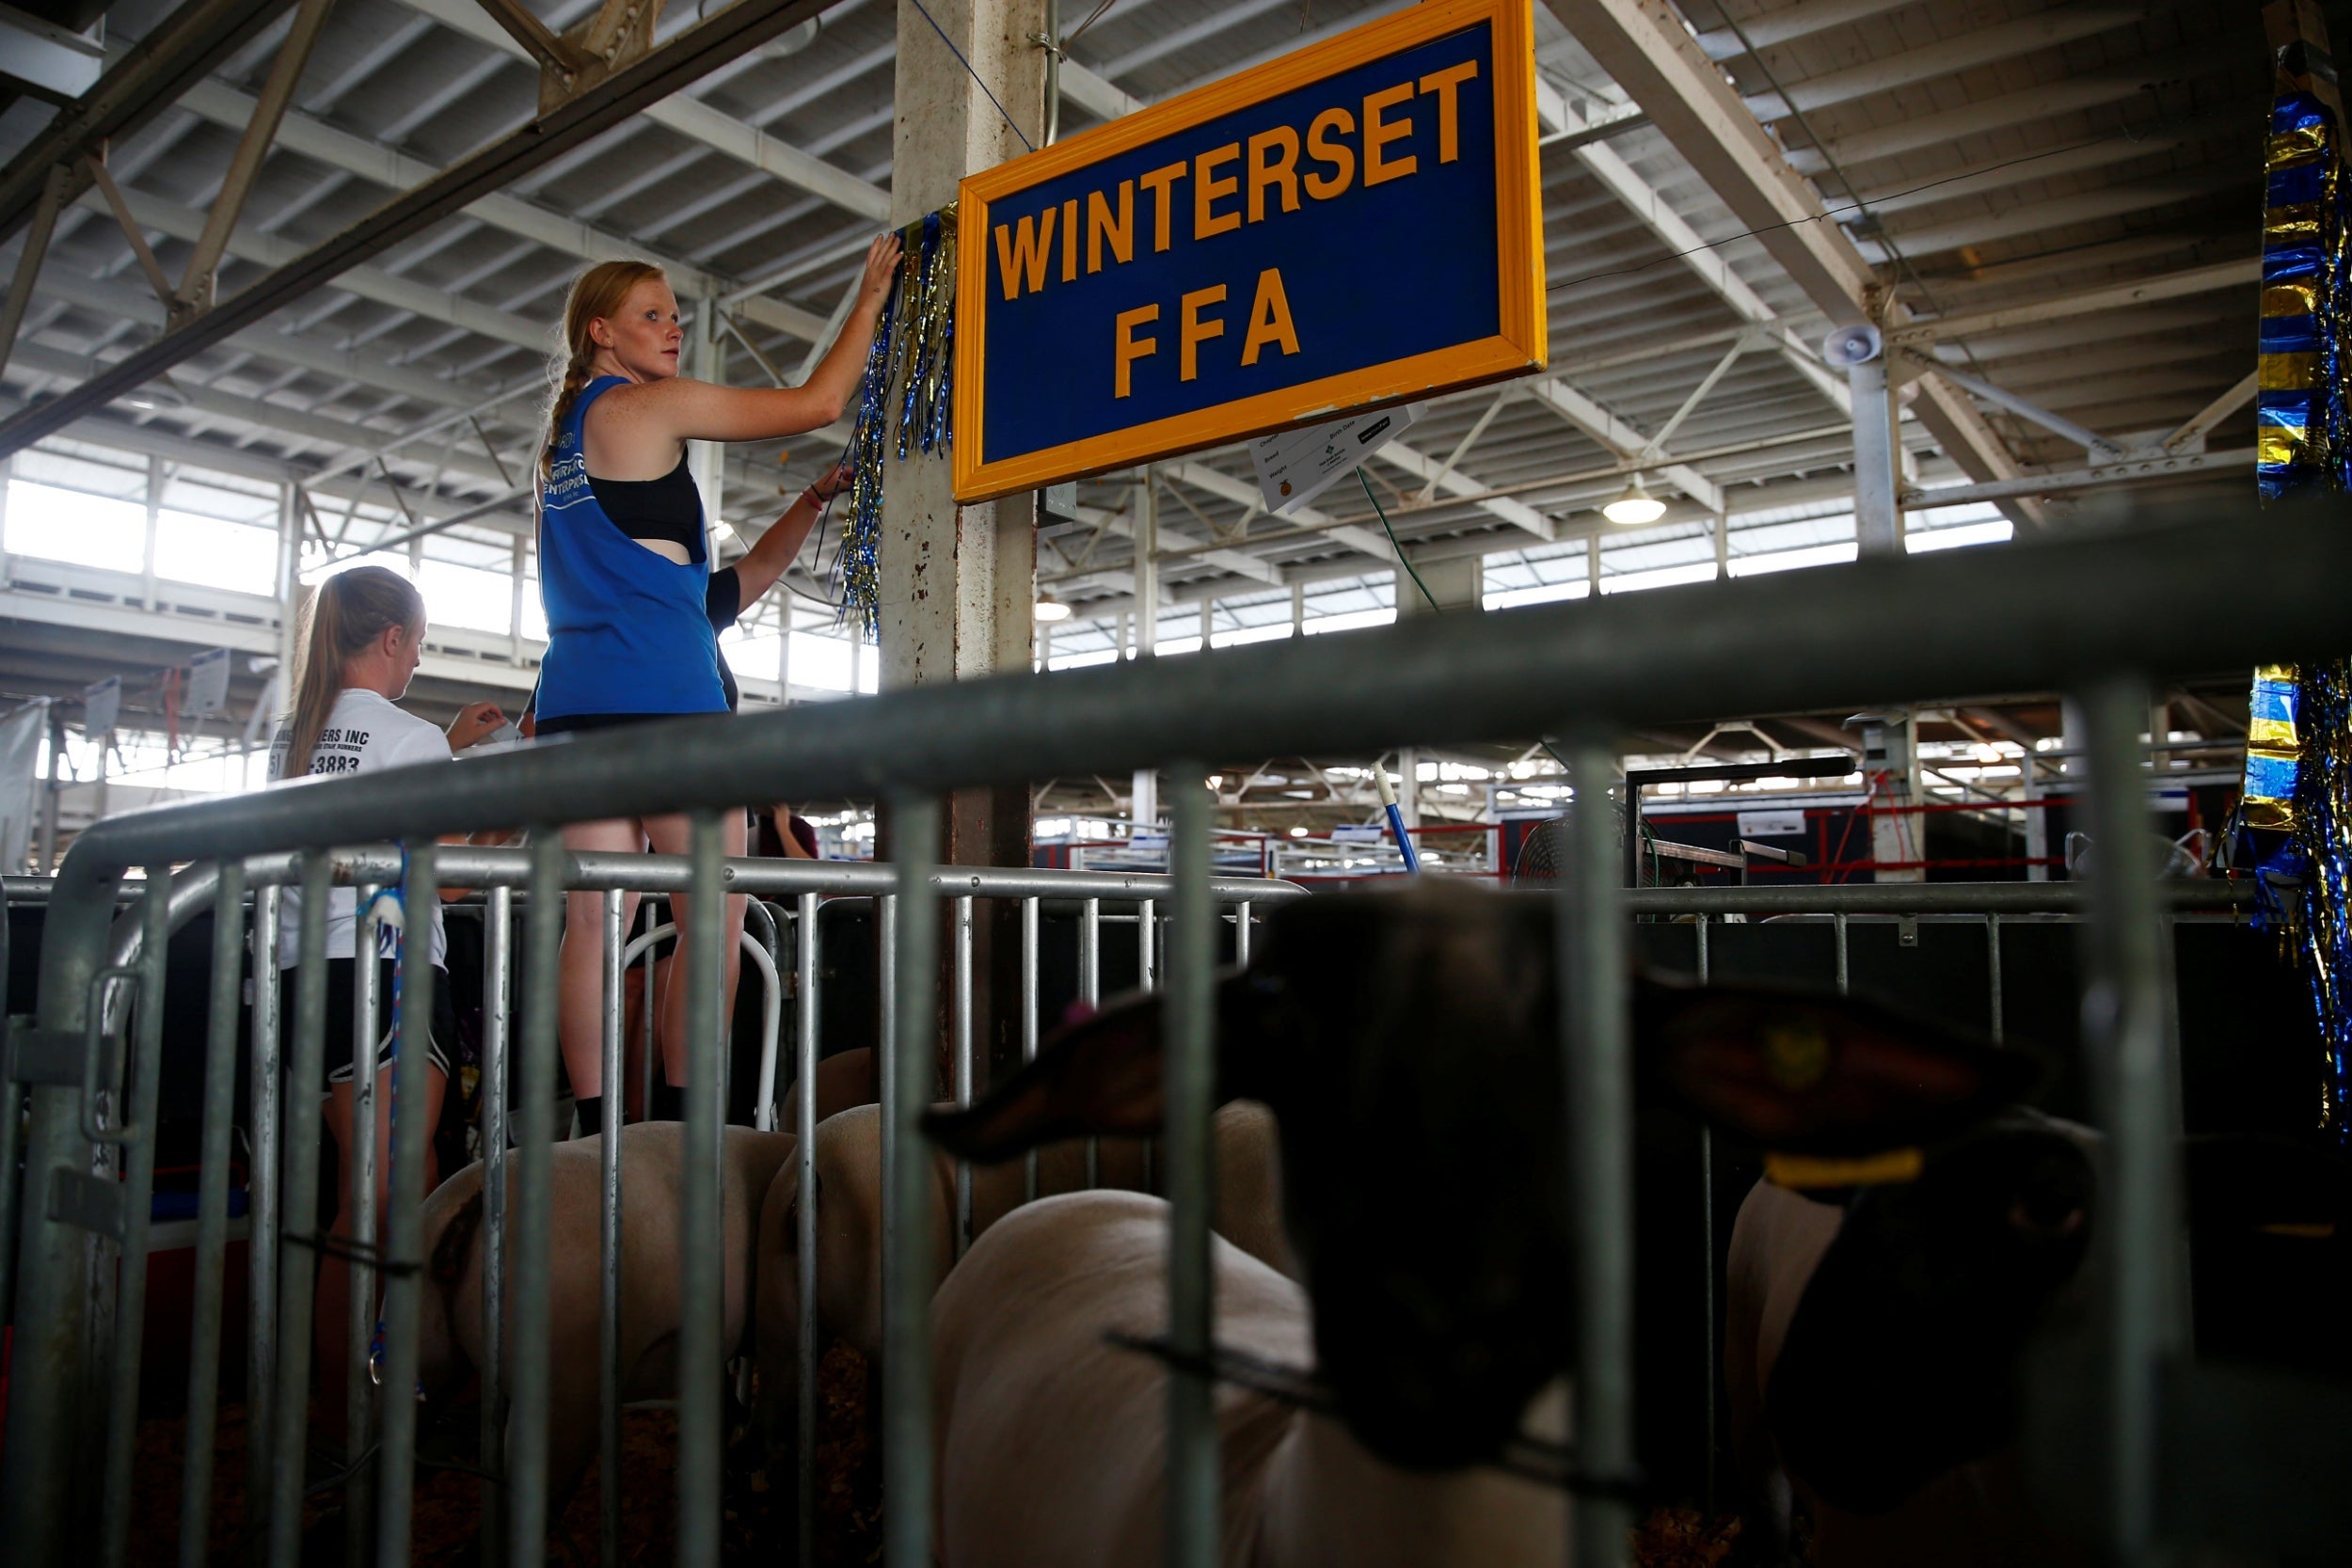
[807,462,855,505]
[858,232,904,314]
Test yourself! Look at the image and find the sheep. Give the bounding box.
[750,1097,1294,1467]
[1724,1117,2352,1566]
[414,1121,796,1513]
[919,881,2030,1568]
[1723,1116,2097,1567]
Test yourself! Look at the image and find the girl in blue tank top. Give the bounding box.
[534,238,899,1133]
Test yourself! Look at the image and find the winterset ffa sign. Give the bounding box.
[952,0,1544,503]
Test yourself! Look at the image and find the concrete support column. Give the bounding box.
[1860,709,1923,883]
[1849,352,1903,559]
[1586,535,1602,595]
[142,455,163,608]
[689,293,727,536]
[1397,554,1479,618]
[878,0,1048,1091]
[1713,511,1729,578]
[509,536,528,657]
[274,483,301,700]
[777,607,793,701]
[1130,472,1157,822]
[1289,581,1304,635]
[1396,747,1422,830]
[0,451,14,585]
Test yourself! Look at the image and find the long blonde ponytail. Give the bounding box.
[543,259,668,475]
[279,566,425,780]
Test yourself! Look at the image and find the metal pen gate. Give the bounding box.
[1,503,2348,1566]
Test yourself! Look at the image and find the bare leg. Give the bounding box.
[316,1062,447,1440]
[643,810,747,1091]
[558,819,647,1108]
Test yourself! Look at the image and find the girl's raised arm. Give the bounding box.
[640,232,902,442]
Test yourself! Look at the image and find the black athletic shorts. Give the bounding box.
[313,957,456,1091]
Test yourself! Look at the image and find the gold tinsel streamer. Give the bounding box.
[833,204,958,641]
[2239,2,2352,1143]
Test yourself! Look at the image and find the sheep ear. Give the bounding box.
[1637,977,2042,1156]
[922,972,1276,1161]
[922,990,1173,1161]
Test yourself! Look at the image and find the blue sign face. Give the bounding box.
[954,0,1543,501]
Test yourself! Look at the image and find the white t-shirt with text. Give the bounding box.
[267,687,451,969]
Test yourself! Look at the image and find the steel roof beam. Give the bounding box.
[1524,380,1724,513]
[1162,460,1399,565]
[1887,259,2262,347]
[63,183,549,351]
[395,0,893,223]
[167,71,730,299]
[1549,0,2034,523]
[1786,53,2218,174]
[0,0,303,244]
[0,0,832,461]
[1739,6,2146,122]
[1566,129,1851,414]
[1856,177,2248,261]
[1692,0,1928,59]
[5,338,514,484]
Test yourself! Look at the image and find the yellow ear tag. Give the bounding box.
[1760,1022,1830,1090]
[1765,1148,1925,1190]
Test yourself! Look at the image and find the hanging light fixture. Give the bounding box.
[1034,594,1073,623]
[1602,476,1666,526]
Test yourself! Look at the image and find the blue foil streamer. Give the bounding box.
[2244,30,2352,1143]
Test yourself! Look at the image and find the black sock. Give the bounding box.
[650,1080,685,1122]
[574,1096,603,1136]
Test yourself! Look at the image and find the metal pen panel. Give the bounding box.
[640,906,659,1124]
[0,858,129,1562]
[480,882,512,1566]
[1692,914,1715,1515]
[246,883,282,1536]
[676,812,728,1568]
[269,853,334,1568]
[952,895,974,1259]
[878,891,897,1294]
[177,861,245,1568]
[2077,678,2186,1558]
[0,1072,16,1338]
[794,891,820,1568]
[346,884,380,1565]
[1162,770,1218,1568]
[1080,897,1099,1190]
[509,833,567,1568]
[1138,896,1156,991]
[94,870,169,1568]
[1021,896,1039,1206]
[375,844,440,1566]
[1833,912,1849,994]
[0,879,12,1339]
[599,887,625,1568]
[882,799,939,1568]
[1234,899,1250,965]
[1987,913,2006,1044]
[1562,743,1632,1567]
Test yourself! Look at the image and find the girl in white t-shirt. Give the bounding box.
[266,564,505,1438]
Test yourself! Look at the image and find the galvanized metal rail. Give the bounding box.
[0,502,2344,1566]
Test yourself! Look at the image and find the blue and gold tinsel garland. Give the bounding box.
[2257,39,2352,496]
[2243,8,2352,1143]
[832,205,958,642]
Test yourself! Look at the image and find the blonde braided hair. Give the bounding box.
[543,259,668,476]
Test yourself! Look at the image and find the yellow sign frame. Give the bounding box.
[951,0,1545,504]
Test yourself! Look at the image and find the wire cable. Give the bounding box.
[905,0,1035,152]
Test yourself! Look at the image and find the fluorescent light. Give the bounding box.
[1602,477,1666,526]
[1034,596,1073,623]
